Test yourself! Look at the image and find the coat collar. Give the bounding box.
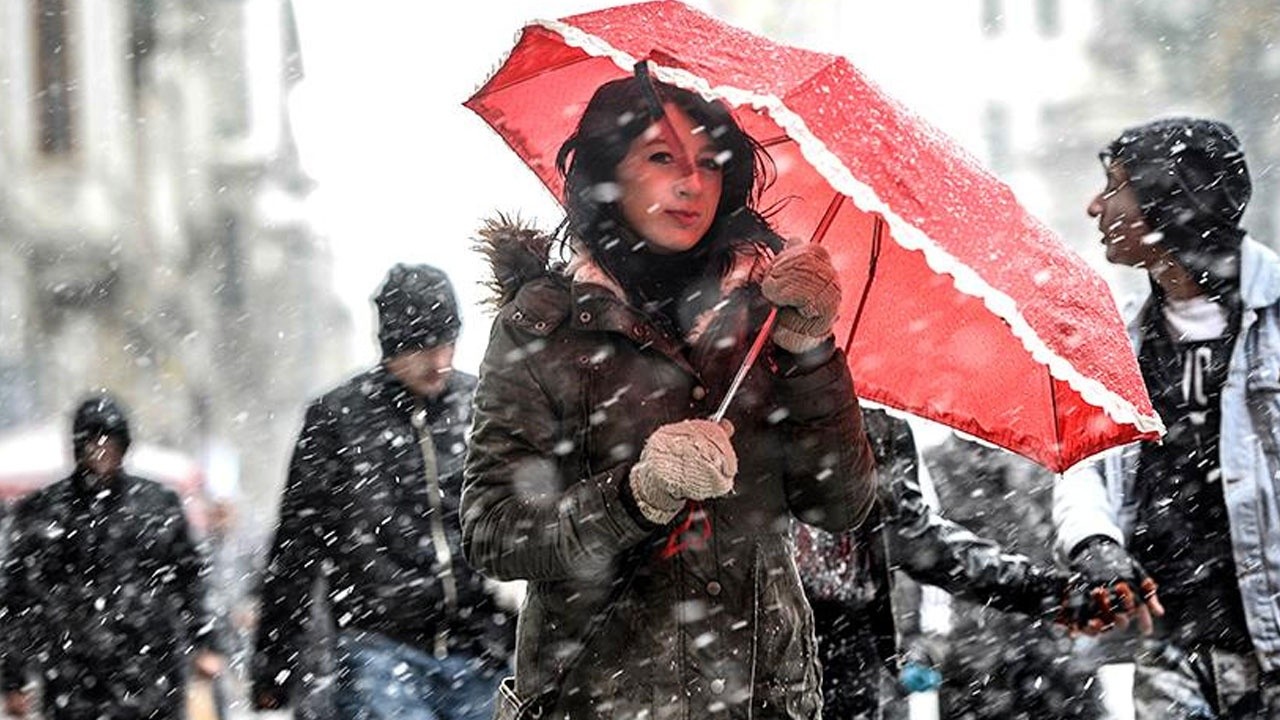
[565,241,772,346]
[1239,237,1280,310]
[1125,236,1280,335]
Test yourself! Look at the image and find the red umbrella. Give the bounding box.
[465,0,1163,472]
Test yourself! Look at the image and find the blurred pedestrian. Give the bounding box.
[794,410,1071,719]
[924,435,1105,720]
[2,393,224,719]
[250,264,514,719]
[462,71,877,719]
[1055,117,1280,717]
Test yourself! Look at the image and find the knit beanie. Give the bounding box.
[374,263,460,358]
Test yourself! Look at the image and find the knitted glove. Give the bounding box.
[761,242,842,353]
[1063,536,1163,633]
[629,419,737,524]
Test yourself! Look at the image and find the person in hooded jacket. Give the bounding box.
[461,72,878,720]
[1055,117,1280,717]
[250,264,515,719]
[794,409,1076,719]
[1,393,224,720]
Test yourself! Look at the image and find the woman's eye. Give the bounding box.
[697,157,723,172]
[649,151,673,164]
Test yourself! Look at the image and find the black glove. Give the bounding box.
[1009,564,1071,618]
[1063,535,1162,631]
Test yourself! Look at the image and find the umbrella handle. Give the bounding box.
[711,307,778,422]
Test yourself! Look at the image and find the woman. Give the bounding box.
[462,72,877,719]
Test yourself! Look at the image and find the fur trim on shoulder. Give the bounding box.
[474,214,557,309]
[566,243,627,300]
[685,240,775,345]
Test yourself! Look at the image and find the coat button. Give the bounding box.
[691,386,707,401]
[710,678,726,695]
[706,580,722,596]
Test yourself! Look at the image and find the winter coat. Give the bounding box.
[1054,237,1280,673]
[461,221,878,719]
[251,368,514,704]
[1,471,216,718]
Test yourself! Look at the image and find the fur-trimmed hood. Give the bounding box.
[475,215,773,318]
[474,214,559,310]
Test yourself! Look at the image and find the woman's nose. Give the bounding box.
[675,172,702,198]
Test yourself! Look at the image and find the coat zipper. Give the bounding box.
[413,405,459,659]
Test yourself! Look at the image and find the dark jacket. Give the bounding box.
[2,471,215,719]
[461,222,878,719]
[251,368,513,704]
[795,411,1060,668]
[924,436,1105,720]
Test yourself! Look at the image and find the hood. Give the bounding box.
[475,214,559,309]
[1105,117,1250,300]
[475,215,774,346]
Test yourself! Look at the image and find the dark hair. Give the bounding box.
[554,76,778,277]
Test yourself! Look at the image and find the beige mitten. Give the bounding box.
[761,242,841,353]
[629,419,737,524]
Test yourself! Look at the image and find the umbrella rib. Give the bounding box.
[1048,367,1064,464]
[843,214,885,355]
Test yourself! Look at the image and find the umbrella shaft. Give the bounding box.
[712,307,778,422]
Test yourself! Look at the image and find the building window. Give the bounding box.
[1036,0,1061,37]
[129,0,157,97]
[33,0,75,156]
[981,0,1004,37]
[984,103,1011,174]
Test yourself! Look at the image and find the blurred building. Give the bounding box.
[0,0,351,522]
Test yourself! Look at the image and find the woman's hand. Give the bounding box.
[761,241,841,353]
[630,419,737,524]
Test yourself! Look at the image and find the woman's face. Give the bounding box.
[615,104,724,254]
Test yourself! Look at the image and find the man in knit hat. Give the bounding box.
[1055,118,1280,717]
[251,264,514,719]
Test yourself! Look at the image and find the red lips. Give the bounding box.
[667,209,700,227]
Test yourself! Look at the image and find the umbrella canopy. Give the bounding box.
[465,0,1162,472]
